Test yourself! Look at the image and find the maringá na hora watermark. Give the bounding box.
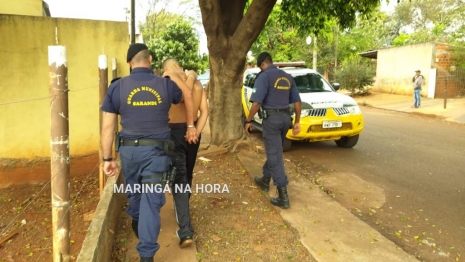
[114,183,230,194]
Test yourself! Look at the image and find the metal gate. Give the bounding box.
[436,67,465,98]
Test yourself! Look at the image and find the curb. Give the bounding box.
[360,104,451,121]
[77,173,123,262]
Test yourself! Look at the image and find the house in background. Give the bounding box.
[359,42,464,99]
[129,24,144,44]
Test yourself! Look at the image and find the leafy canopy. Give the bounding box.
[279,0,382,36]
[147,21,206,72]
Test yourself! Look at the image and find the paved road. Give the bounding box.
[253,107,465,261]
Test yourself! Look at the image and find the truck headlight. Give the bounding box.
[346,106,361,114]
[293,109,310,118]
[301,109,310,117]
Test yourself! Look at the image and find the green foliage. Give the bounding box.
[391,0,465,45]
[332,56,375,95]
[147,21,206,72]
[451,46,465,70]
[138,0,201,42]
[140,11,184,41]
[249,5,307,63]
[279,0,381,36]
[392,33,411,46]
[250,4,395,73]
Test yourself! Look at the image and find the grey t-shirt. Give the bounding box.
[413,75,423,90]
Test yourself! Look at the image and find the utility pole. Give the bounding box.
[99,55,108,196]
[313,35,317,71]
[334,25,338,69]
[48,45,70,262]
[130,0,135,44]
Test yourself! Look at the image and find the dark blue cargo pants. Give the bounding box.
[119,143,170,258]
[262,113,291,187]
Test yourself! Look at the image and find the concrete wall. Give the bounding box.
[373,42,434,96]
[0,14,130,159]
[0,0,43,16]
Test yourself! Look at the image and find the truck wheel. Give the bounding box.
[335,135,359,148]
[283,138,292,152]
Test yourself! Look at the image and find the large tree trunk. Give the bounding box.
[207,54,247,148]
[199,0,276,148]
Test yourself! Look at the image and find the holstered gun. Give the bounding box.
[162,165,176,188]
[114,132,121,152]
[258,108,268,119]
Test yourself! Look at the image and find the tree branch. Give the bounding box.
[231,0,277,57]
[199,0,224,40]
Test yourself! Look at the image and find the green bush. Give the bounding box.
[332,56,375,95]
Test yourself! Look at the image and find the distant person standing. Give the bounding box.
[412,70,424,108]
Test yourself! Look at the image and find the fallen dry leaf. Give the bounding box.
[211,235,221,242]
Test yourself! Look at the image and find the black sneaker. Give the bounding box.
[176,230,193,248]
[132,219,139,239]
[180,235,193,248]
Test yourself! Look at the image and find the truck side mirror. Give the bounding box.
[332,83,340,91]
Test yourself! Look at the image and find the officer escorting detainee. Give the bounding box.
[100,43,197,262]
[244,52,302,209]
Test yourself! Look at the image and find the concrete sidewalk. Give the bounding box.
[237,151,418,262]
[350,91,465,124]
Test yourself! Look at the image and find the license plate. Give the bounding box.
[322,120,342,128]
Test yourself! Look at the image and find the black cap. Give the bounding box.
[415,69,421,72]
[127,43,148,62]
[257,52,271,67]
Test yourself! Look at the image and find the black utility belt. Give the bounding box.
[115,133,175,156]
[119,138,164,147]
[259,108,291,120]
[264,109,290,114]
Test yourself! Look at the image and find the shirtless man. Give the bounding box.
[162,58,209,248]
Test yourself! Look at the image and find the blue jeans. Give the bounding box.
[414,89,421,107]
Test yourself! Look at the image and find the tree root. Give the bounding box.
[230,137,259,153]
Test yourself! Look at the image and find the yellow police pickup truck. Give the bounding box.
[242,62,364,151]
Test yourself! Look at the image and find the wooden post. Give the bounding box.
[112,58,117,80]
[48,45,70,262]
[99,55,108,196]
[444,77,448,109]
[111,58,119,159]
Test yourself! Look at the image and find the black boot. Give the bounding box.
[132,219,139,239]
[254,176,271,192]
[140,257,153,262]
[270,186,290,209]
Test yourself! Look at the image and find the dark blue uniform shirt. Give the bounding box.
[250,65,301,109]
[101,67,183,140]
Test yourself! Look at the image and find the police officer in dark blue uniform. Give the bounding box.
[101,43,197,262]
[244,52,302,209]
